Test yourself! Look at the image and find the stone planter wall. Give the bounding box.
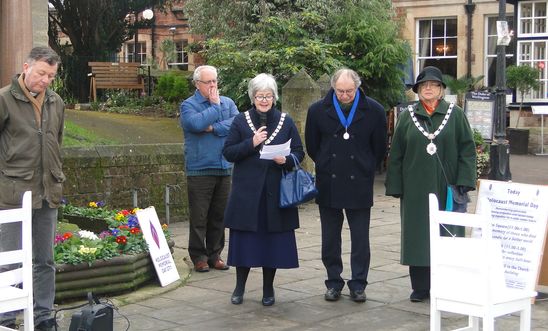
[61,144,188,222]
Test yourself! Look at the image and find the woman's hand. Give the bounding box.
[272,155,286,165]
[253,126,267,147]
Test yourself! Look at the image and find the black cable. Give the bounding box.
[103,298,131,331]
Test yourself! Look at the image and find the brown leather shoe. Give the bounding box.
[209,259,229,270]
[194,260,209,272]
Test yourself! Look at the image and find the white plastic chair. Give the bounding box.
[0,191,33,331]
[428,193,536,331]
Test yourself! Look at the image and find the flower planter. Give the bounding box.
[63,214,110,233]
[55,252,155,302]
[55,240,175,302]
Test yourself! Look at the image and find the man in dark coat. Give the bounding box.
[305,68,387,302]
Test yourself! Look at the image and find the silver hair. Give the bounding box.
[330,68,361,89]
[26,46,61,66]
[248,73,279,103]
[193,65,218,82]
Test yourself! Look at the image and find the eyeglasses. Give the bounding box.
[197,79,217,85]
[335,89,356,96]
[421,81,442,89]
[254,95,274,101]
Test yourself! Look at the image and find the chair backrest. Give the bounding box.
[0,191,33,291]
[428,193,506,303]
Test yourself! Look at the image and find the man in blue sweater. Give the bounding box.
[180,65,239,272]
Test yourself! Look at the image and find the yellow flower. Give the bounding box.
[78,245,97,255]
[162,224,168,230]
[132,208,140,214]
[88,201,98,208]
[115,213,125,222]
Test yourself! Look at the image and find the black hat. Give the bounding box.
[412,66,446,93]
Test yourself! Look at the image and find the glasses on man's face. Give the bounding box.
[335,89,356,96]
[254,95,274,102]
[421,81,442,89]
[197,79,218,85]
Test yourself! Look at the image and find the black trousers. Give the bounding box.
[409,266,430,291]
[319,206,371,292]
[187,175,231,264]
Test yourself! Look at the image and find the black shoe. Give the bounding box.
[231,294,244,305]
[349,289,367,303]
[324,288,341,301]
[35,317,58,331]
[410,290,429,302]
[262,296,275,306]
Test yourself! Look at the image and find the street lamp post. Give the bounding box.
[489,0,512,181]
[133,9,154,63]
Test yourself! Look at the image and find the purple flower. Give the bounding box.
[96,200,106,208]
[54,234,64,244]
[111,228,120,236]
[127,215,138,228]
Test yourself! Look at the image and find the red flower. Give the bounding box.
[118,225,129,230]
[129,228,140,235]
[115,235,127,244]
[63,232,73,240]
[119,209,131,216]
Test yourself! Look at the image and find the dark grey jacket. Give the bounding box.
[0,75,65,209]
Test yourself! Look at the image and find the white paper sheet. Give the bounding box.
[259,139,291,160]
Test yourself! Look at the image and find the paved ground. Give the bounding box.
[51,150,548,330]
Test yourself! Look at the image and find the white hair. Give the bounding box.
[248,73,279,103]
[193,65,218,82]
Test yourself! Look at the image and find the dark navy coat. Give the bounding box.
[223,107,304,232]
[305,88,387,209]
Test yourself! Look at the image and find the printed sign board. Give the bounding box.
[476,179,548,292]
[464,91,495,140]
[136,207,180,287]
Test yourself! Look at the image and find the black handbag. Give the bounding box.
[279,154,318,208]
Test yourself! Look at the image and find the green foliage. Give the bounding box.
[442,74,485,107]
[159,39,177,68]
[187,0,410,109]
[56,202,171,266]
[473,129,490,178]
[154,71,191,103]
[506,65,541,127]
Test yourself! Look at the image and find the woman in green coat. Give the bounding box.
[385,66,476,303]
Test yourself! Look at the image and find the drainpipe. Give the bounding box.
[465,0,476,78]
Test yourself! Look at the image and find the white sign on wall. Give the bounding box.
[476,179,548,291]
[136,207,180,287]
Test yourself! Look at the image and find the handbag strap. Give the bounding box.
[282,153,300,176]
[288,153,301,169]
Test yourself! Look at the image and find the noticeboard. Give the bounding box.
[476,179,548,292]
[464,91,495,140]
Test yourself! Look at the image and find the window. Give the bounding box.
[517,40,546,101]
[485,16,515,87]
[126,42,147,64]
[416,18,457,78]
[168,40,188,70]
[519,1,547,36]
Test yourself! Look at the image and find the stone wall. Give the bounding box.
[62,144,188,222]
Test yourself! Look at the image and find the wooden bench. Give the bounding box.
[88,62,145,102]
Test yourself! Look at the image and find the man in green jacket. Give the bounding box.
[0,46,65,331]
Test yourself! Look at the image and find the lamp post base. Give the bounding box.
[488,141,512,181]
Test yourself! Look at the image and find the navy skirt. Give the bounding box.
[227,189,298,269]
